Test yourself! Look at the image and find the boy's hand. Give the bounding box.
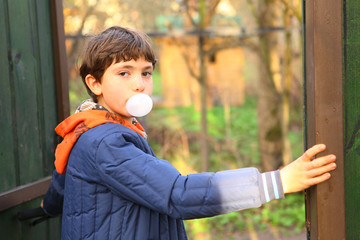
[280,144,337,194]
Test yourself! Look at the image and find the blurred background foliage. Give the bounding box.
[63,0,305,238]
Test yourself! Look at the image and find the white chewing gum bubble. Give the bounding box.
[126,93,153,117]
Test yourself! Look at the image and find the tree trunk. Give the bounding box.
[257,0,284,171]
[199,0,209,171]
[281,0,294,166]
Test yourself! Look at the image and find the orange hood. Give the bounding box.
[54,110,146,174]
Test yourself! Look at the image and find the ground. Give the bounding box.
[209,230,307,240]
[229,231,306,240]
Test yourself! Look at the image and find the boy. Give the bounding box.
[43,26,336,239]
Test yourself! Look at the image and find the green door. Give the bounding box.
[343,0,360,238]
[0,0,68,239]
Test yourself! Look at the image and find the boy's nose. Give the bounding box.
[133,75,145,92]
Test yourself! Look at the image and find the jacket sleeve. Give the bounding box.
[95,132,284,220]
[42,170,65,216]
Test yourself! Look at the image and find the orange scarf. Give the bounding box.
[54,110,146,174]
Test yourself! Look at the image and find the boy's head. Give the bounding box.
[80,26,157,102]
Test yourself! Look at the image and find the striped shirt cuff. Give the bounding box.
[259,170,284,204]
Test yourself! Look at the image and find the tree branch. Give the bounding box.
[173,37,200,80]
[246,0,261,26]
[204,0,221,26]
[183,0,197,27]
[280,0,302,23]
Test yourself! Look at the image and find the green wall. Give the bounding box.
[0,0,61,238]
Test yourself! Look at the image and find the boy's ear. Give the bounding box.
[85,74,102,96]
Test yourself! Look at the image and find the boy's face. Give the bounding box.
[87,57,153,120]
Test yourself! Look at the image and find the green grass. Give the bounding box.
[68,77,88,113]
[202,193,305,239]
[152,68,162,96]
[146,97,262,169]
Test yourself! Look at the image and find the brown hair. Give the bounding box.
[79,26,157,102]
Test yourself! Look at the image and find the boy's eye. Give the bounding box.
[119,72,129,77]
[143,72,152,77]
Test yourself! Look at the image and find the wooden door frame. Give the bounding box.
[50,0,70,123]
[303,0,346,239]
[0,0,69,212]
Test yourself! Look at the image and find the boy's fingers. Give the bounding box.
[307,172,332,186]
[302,144,326,161]
[309,154,336,169]
[308,162,336,178]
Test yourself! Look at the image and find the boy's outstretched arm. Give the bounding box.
[280,144,337,194]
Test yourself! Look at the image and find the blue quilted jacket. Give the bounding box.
[44,122,283,239]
